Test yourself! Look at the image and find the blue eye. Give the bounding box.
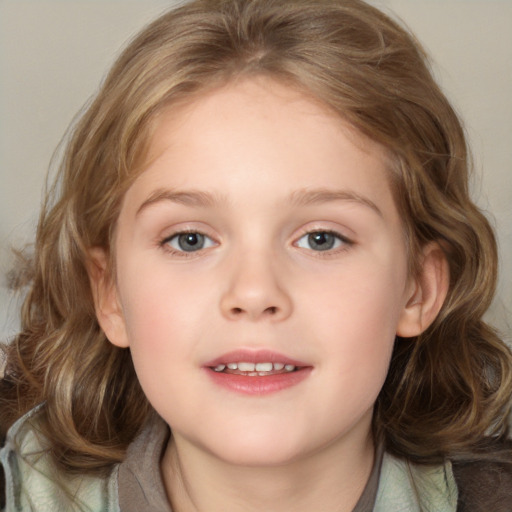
[296,231,347,252]
[165,232,215,252]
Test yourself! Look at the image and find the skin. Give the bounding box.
[91,77,448,512]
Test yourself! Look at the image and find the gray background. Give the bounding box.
[1,0,511,342]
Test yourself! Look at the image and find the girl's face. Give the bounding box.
[101,78,418,468]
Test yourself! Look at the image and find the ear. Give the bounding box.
[87,247,129,348]
[396,242,449,338]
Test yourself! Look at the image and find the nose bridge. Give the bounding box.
[220,242,292,321]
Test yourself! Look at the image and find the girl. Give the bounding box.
[1,0,511,510]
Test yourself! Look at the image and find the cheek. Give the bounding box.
[117,274,200,408]
[116,264,218,378]
[119,261,204,330]
[300,259,405,381]
[303,256,407,335]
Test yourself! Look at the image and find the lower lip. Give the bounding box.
[204,367,312,395]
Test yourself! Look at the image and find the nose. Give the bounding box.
[219,251,293,322]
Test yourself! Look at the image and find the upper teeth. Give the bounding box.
[213,362,296,372]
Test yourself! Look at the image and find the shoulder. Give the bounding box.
[0,405,120,512]
[375,452,458,512]
[452,446,512,512]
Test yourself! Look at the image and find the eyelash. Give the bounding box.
[158,228,353,258]
[159,229,217,258]
[294,229,353,256]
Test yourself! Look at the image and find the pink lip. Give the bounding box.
[203,349,312,396]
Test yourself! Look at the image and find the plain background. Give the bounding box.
[0,0,511,342]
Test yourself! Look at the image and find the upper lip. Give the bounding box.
[204,349,309,368]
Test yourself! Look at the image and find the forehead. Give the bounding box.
[153,78,387,149]
[123,77,397,217]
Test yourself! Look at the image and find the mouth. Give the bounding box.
[210,361,300,376]
[204,350,312,395]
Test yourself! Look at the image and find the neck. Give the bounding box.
[161,427,375,512]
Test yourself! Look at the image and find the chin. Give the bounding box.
[212,443,305,468]
[194,425,311,468]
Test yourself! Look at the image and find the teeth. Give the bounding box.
[255,362,273,372]
[238,362,256,372]
[213,362,297,373]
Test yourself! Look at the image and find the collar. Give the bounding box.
[117,413,457,512]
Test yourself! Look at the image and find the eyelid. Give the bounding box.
[159,227,219,257]
[292,226,354,254]
[156,223,354,258]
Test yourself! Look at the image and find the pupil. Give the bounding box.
[178,233,204,252]
[309,232,334,251]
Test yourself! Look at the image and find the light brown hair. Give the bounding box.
[2,0,511,472]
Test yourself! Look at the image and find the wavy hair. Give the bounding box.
[2,0,511,472]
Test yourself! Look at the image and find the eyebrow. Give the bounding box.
[136,187,382,217]
[290,188,383,217]
[136,188,228,216]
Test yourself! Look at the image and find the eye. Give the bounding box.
[164,232,216,253]
[295,231,349,252]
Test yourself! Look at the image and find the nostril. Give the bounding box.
[265,306,278,315]
[232,307,243,315]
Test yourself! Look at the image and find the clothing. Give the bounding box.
[0,405,460,511]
